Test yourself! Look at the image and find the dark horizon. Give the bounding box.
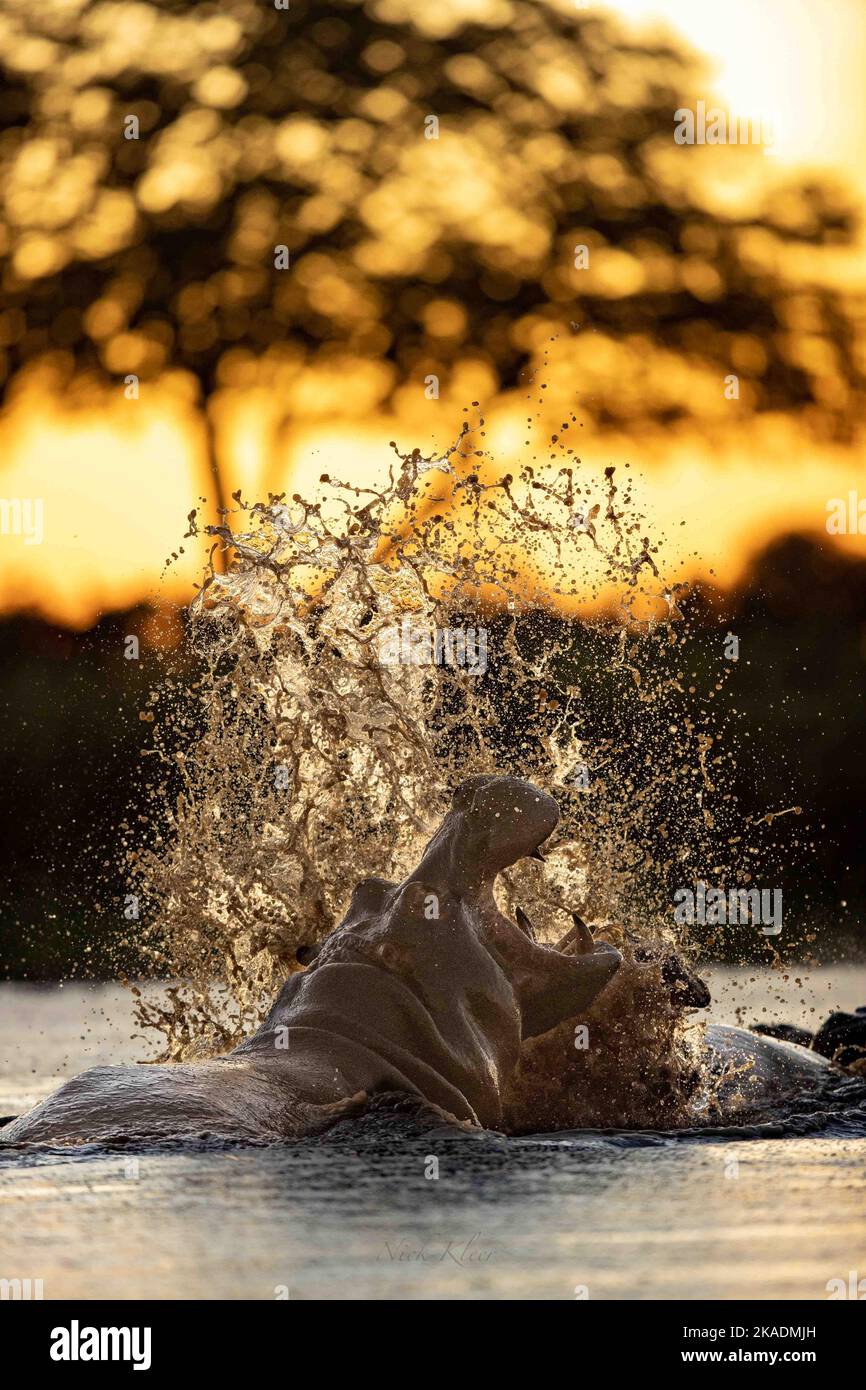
[1,523,863,980]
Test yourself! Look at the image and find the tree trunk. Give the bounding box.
[261,411,293,504]
[203,402,228,572]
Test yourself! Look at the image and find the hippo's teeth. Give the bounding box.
[570,912,596,955]
[552,912,596,955]
[515,906,537,941]
[529,846,546,862]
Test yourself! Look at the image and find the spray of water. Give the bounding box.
[127,410,748,1133]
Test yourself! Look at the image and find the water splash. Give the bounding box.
[128,412,745,1122]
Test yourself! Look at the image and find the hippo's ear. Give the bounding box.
[634,945,711,1010]
[349,877,396,917]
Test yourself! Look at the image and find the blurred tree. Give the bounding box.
[0,0,864,523]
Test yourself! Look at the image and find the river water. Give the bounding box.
[1,967,865,1300]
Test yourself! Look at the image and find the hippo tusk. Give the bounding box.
[515,906,537,941]
[555,912,596,956]
[528,846,546,862]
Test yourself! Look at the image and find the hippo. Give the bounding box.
[505,909,839,1132]
[0,775,622,1145]
[753,1007,866,1069]
[3,774,850,1146]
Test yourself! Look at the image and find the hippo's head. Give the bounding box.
[406,774,621,1039]
[409,774,560,895]
[295,775,621,1050]
[812,1009,866,1067]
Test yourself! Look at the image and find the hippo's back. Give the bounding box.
[0,1059,309,1145]
[704,1023,831,1113]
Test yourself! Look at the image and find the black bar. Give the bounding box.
[3,1298,858,1373]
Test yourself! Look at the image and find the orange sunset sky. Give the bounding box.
[1,0,865,628]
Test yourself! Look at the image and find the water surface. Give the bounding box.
[2,969,865,1300]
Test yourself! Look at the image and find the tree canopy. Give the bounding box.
[0,0,863,448]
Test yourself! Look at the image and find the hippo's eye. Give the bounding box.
[400,880,450,916]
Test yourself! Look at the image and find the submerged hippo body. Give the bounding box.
[1,776,622,1145]
[503,917,841,1133]
[703,1023,832,1114]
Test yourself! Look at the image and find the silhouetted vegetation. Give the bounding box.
[0,531,863,978]
[0,608,204,978]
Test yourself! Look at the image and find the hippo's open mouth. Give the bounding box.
[514,829,710,1014]
[511,829,619,970]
